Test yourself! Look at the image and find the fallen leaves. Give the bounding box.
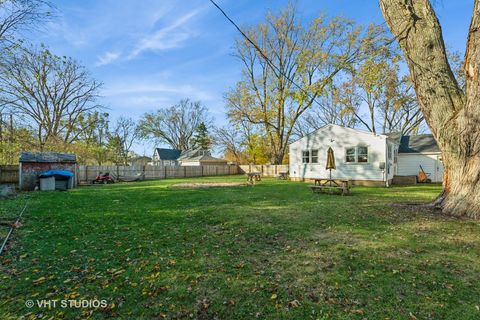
[288,299,301,308]
[107,268,125,277]
[32,276,45,285]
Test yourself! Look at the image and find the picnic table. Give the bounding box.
[310,179,350,196]
[246,172,262,184]
[277,172,288,180]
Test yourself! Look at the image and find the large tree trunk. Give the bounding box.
[379,0,480,218]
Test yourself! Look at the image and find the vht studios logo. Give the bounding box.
[26,299,108,309]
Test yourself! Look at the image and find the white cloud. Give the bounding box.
[96,51,121,66]
[105,82,214,102]
[128,10,200,59]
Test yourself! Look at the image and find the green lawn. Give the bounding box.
[0,176,479,319]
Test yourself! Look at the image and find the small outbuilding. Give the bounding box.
[19,152,77,191]
[178,149,228,166]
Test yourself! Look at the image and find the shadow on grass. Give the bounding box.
[1,178,479,319]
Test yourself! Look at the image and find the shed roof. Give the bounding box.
[398,134,440,153]
[177,147,210,160]
[19,152,77,163]
[155,148,182,160]
[182,154,227,162]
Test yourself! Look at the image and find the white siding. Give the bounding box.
[180,161,200,166]
[397,153,443,182]
[289,124,388,181]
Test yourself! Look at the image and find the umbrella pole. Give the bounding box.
[329,169,332,186]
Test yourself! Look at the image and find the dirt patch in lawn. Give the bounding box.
[170,182,247,189]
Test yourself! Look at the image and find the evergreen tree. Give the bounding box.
[192,122,212,150]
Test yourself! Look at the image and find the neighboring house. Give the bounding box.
[152,148,182,166]
[130,156,152,166]
[152,147,227,166]
[289,124,443,185]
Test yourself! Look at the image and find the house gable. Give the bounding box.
[290,124,386,149]
[154,148,182,161]
[289,124,388,182]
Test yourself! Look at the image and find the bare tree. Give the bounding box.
[0,0,54,45]
[0,46,102,149]
[336,40,427,136]
[378,75,424,135]
[379,0,480,218]
[109,117,140,165]
[214,126,243,163]
[294,83,358,138]
[138,99,212,150]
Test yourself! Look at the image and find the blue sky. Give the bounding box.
[30,0,473,154]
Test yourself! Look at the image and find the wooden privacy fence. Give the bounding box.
[238,165,289,177]
[77,165,240,184]
[0,165,18,184]
[0,164,290,185]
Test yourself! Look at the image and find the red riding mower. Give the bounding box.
[92,172,115,184]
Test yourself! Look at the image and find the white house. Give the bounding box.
[152,147,227,166]
[152,148,182,166]
[289,124,443,185]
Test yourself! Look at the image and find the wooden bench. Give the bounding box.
[310,179,350,196]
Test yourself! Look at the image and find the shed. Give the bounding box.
[396,134,443,182]
[19,152,77,191]
[177,147,228,166]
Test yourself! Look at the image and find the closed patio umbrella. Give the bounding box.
[326,147,336,184]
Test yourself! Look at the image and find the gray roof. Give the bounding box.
[155,148,182,160]
[19,152,76,163]
[182,154,227,162]
[155,147,225,162]
[178,147,210,160]
[398,134,440,153]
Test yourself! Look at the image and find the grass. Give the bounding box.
[0,176,479,319]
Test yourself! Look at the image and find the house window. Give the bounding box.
[394,148,398,163]
[346,146,369,163]
[311,150,318,163]
[346,148,356,163]
[302,151,310,163]
[357,146,368,163]
[388,145,393,160]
